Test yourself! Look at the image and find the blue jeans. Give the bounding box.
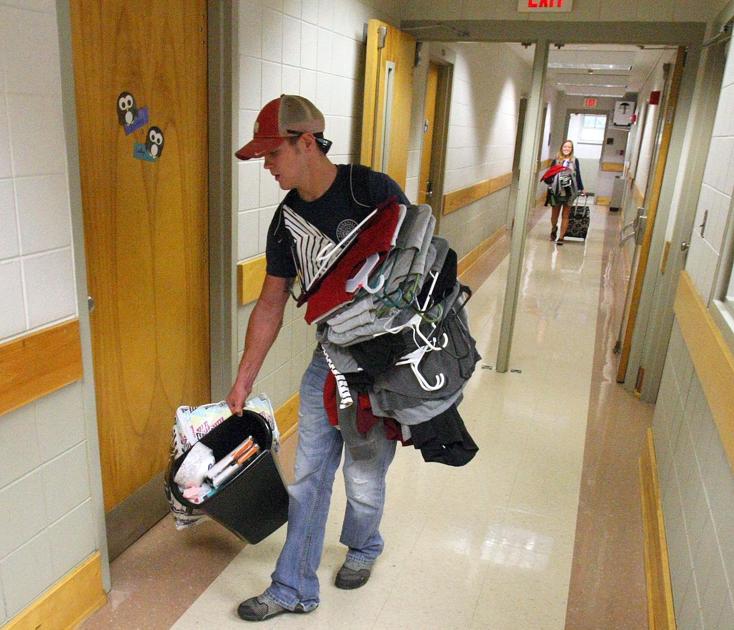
[265,350,396,611]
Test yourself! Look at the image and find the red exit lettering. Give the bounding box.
[528,0,564,7]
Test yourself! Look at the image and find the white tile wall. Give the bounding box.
[686,42,734,306]
[35,383,85,462]
[0,3,97,621]
[653,322,734,628]
[48,499,96,578]
[16,175,72,255]
[440,43,530,256]
[0,3,78,344]
[0,531,55,617]
[0,261,26,337]
[238,211,261,260]
[0,471,47,559]
[234,0,402,408]
[41,442,91,523]
[23,249,77,329]
[6,94,67,177]
[0,99,12,179]
[0,384,93,621]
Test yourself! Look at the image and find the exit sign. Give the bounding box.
[584,97,598,107]
[518,0,573,11]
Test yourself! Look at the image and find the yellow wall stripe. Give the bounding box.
[4,552,106,630]
[0,320,83,417]
[640,429,677,630]
[601,162,624,172]
[238,255,267,306]
[276,392,300,441]
[442,172,513,216]
[674,271,734,471]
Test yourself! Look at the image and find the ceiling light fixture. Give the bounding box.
[556,82,628,88]
[548,62,632,71]
[564,89,627,98]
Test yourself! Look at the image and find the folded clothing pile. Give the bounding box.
[284,201,481,466]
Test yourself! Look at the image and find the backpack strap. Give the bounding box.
[348,164,374,209]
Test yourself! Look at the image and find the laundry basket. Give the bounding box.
[167,410,289,544]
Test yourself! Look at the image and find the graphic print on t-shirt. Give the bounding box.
[281,205,336,291]
[336,219,358,241]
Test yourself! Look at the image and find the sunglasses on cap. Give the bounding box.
[286,130,332,154]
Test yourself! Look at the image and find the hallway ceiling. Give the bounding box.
[509,43,676,98]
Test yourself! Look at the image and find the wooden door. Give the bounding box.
[360,19,416,189]
[417,62,439,205]
[70,1,210,517]
[617,48,685,384]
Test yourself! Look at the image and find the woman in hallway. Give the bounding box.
[548,139,584,245]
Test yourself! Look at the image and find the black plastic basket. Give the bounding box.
[167,410,289,544]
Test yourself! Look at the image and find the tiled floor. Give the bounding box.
[83,205,653,629]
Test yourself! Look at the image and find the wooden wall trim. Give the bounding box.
[601,162,624,172]
[442,172,512,216]
[276,392,300,441]
[640,429,677,630]
[238,255,267,306]
[4,552,106,630]
[0,320,83,417]
[674,270,734,471]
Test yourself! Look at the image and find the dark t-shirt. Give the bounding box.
[265,164,409,278]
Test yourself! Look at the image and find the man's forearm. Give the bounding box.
[234,298,284,391]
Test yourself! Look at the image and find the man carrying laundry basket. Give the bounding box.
[227,94,409,622]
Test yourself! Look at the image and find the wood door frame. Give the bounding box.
[60,0,233,565]
[425,46,454,227]
[617,47,686,385]
[56,0,111,590]
[417,61,438,206]
[637,38,728,401]
[208,0,237,402]
[360,19,416,189]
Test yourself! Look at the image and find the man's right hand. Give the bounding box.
[226,380,251,417]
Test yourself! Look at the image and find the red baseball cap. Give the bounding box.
[235,94,326,160]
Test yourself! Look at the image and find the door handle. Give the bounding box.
[88,296,95,312]
[425,179,433,199]
[634,215,647,245]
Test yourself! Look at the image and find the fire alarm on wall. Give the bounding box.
[649,91,661,105]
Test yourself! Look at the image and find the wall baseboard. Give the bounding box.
[640,428,677,630]
[4,552,106,630]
